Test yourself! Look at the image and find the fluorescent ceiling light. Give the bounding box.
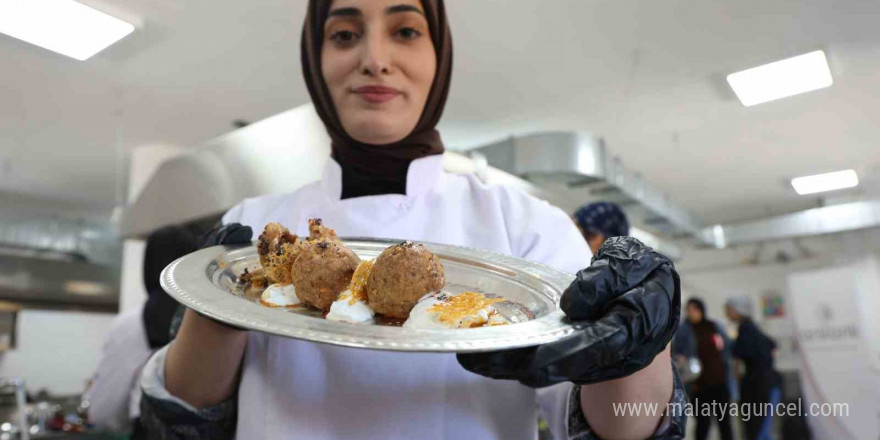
[727,50,833,106]
[791,169,859,195]
[0,0,134,61]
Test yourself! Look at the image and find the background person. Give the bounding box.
[572,201,630,254]
[682,298,736,440]
[725,296,782,440]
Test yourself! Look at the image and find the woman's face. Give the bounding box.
[685,303,703,324]
[322,0,437,145]
[724,304,739,323]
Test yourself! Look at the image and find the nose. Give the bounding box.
[360,29,392,77]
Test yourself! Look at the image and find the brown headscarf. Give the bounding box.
[301,0,453,199]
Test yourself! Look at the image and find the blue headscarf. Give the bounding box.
[573,202,630,238]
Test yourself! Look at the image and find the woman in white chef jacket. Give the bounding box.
[139,0,686,439]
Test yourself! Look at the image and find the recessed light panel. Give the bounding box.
[791,169,859,195]
[0,0,134,61]
[727,51,833,106]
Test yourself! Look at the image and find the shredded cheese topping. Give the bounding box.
[428,292,504,327]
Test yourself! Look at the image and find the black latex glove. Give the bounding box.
[457,236,681,388]
[198,222,254,249]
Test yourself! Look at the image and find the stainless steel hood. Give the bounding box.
[0,254,119,312]
[0,199,121,312]
[469,132,880,249]
[469,132,706,240]
[119,104,332,237]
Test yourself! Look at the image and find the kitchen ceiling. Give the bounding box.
[1,0,879,224]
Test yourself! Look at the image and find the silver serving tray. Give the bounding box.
[161,238,577,353]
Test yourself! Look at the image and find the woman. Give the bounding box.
[139,1,685,439]
[725,297,782,440]
[682,299,735,440]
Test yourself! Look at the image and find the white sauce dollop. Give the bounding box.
[326,290,375,323]
[260,283,300,307]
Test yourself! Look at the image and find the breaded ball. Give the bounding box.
[366,242,446,318]
[291,240,360,311]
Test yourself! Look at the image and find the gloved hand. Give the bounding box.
[198,222,254,249]
[457,236,681,387]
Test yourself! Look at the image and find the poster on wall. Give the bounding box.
[761,291,786,319]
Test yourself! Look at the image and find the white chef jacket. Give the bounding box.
[87,305,154,433]
[143,154,593,440]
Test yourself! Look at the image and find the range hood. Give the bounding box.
[0,254,118,312]
[0,205,121,312]
[469,132,880,249]
[469,132,706,240]
[119,104,331,237]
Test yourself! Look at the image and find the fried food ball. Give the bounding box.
[257,223,304,285]
[366,242,446,318]
[291,240,360,311]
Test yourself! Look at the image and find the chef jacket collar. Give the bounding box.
[320,155,445,201]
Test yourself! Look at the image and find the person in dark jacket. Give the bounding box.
[726,296,782,440]
[684,298,734,440]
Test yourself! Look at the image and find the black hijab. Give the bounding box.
[301,0,453,198]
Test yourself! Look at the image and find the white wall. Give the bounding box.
[119,240,148,315]
[0,310,116,395]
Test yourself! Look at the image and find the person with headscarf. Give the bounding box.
[573,202,630,254]
[725,296,782,440]
[86,226,196,435]
[680,298,736,440]
[138,1,686,439]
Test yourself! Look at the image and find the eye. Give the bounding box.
[330,30,360,45]
[395,27,422,40]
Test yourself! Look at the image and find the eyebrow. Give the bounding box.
[386,4,424,16]
[327,4,425,18]
[328,7,360,18]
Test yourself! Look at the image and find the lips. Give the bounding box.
[354,86,400,104]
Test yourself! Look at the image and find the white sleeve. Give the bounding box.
[497,186,592,275]
[87,311,153,433]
